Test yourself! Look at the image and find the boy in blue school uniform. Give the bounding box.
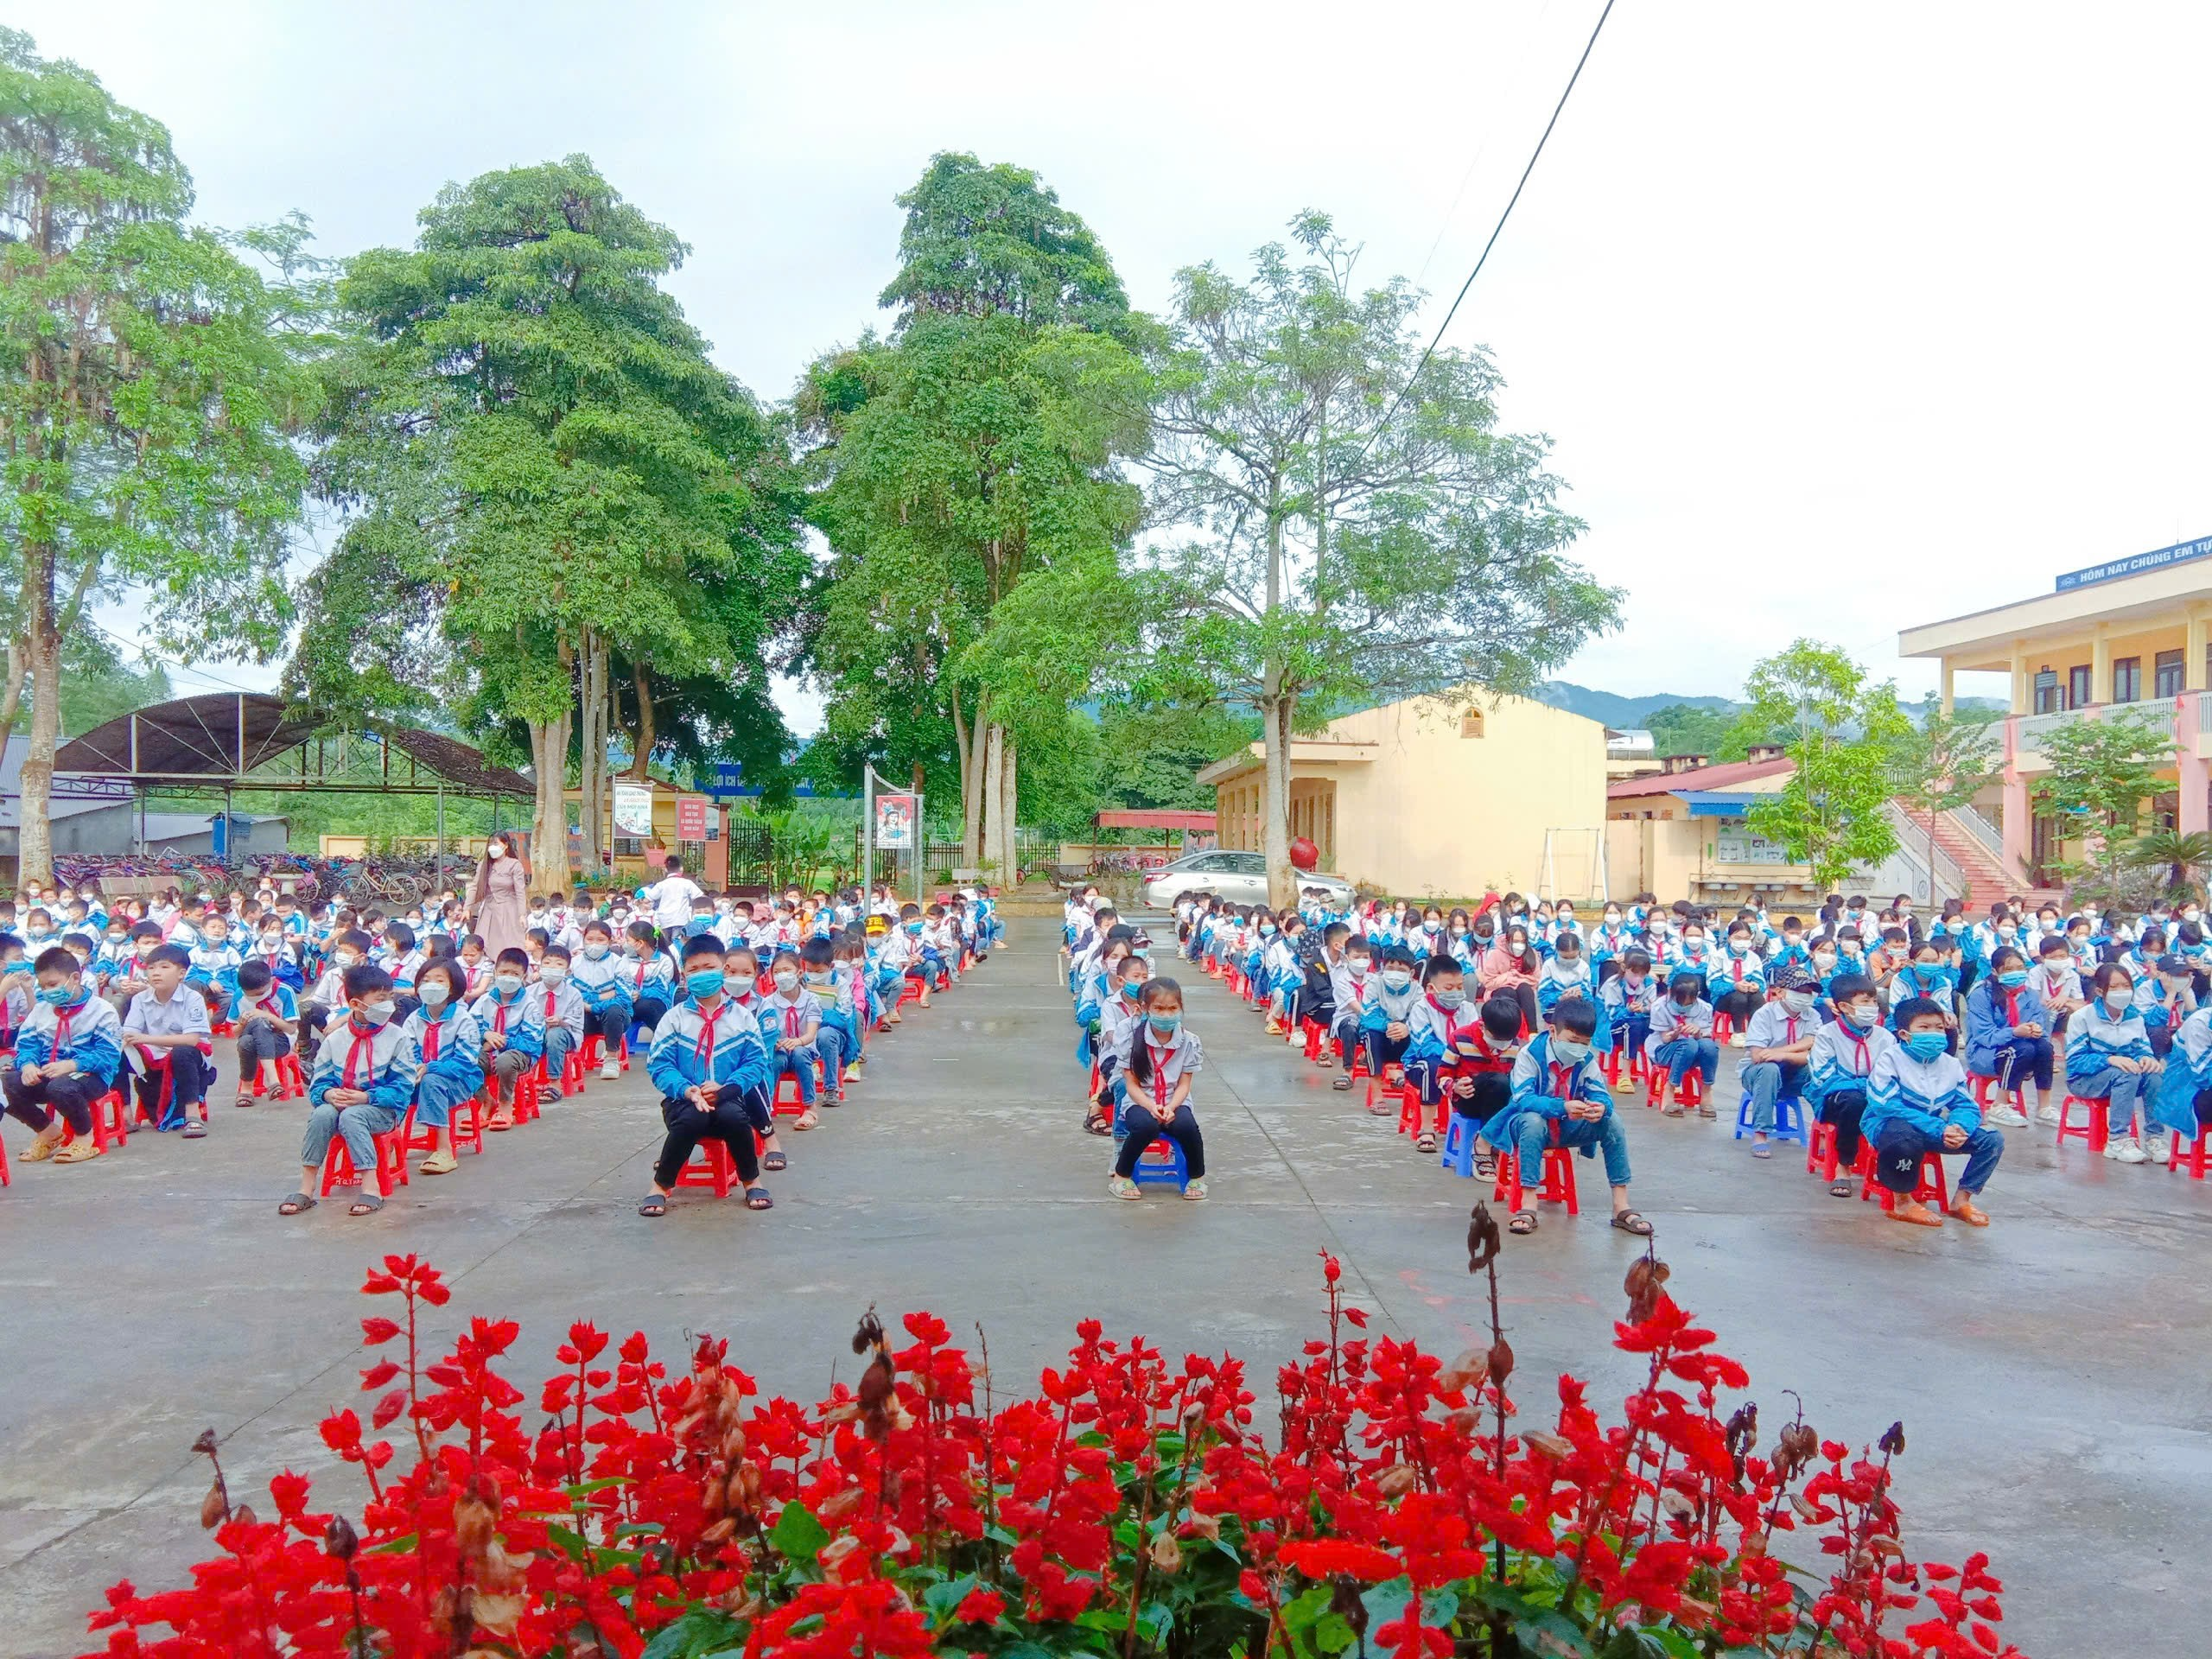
[1737,965,1822,1156]
[1806,973,1891,1195]
[1478,996,1650,1237]
[1356,947,1423,1108]
[282,963,413,1217]
[232,959,299,1109]
[639,934,772,1217]
[5,946,125,1165]
[1599,948,1656,1094]
[469,947,543,1129]
[1865,995,2002,1227]
[187,913,244,1024]
[569,918,637,1080]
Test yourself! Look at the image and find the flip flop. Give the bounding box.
[1508,1210,1538,1235]
[1749,1141,1771,1159]
[277,1192,316,1216]
[1611,1211,1654,1236]
[52,1141,100,1164]
[745,1185,773,1211]
[638,1193,667,1217]
[762,1150,788,1172]
[346,1194,385,1217]
[182,1120,207,1139]
[1827,1179,1855,1198]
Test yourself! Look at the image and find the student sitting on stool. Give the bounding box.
[1864,995,2002,1228]
[1738,965,1821,1158]
[1477,995,1651,1238]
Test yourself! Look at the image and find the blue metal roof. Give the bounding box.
[1669,790,1759,817]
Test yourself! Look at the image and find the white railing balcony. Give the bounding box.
[2013,700,2179,761]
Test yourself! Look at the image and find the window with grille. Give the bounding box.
[2156,649,2184,699]
[2113,656,2141,703]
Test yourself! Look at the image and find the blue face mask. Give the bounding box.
[1997,969,2029,988]
[685,968,724,1000]
[1902,1031,1948,1063]
[1147,1013,1180,1037]
[905,922,923,936]
[35,983,77,1007]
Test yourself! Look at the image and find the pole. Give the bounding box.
[915,791,926,907]
[435,779,446,896]
[861,764,874,902]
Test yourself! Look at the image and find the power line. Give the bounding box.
[1370,0,1619,446]
[86,619,269,699]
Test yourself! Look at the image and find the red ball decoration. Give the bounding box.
[1288,836,1319,871]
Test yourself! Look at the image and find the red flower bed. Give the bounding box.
[83,1209,2023,1658]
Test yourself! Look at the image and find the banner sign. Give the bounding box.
[2056,533,2212,593]
[874,792,917,850]
[613,782,655,839]
[676,796,708,841]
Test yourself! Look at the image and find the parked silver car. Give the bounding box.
[1139,849,1354,910]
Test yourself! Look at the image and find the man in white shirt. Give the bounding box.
[645,857,706,931]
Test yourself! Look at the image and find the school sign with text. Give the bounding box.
[2054,534,2212,593]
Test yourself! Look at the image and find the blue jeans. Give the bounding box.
[1509,1109,1632,1189]
[1740,1058,1808,1131]
[300,1100,400,1173]
[1874,1120,2002,1196]
[815,1022,849,1092]
[2072,1064,2150,1135]
[768,1044,817,1104]
[1655,1037,1718,1086]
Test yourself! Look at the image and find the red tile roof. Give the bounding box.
[1606,756,1794,800]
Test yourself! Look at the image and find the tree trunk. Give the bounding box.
[1262,694,1295,908]
[16,550,60,889]
[626,659,656,782]
[1000,735,1019,880]
[527,712,572,899]
[573,631,607,881]
[955,687,986,868]
[0,636,25,743]
[981,722,1007,878]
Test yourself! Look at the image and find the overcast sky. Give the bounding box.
[44,1,2212,728]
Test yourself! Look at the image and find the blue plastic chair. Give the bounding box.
[1733,1091,1808,1147]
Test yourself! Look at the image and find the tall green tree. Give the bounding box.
[1134,213,1618,903]
[2031,711,2176,903]
[302,156,800,894]
[1738,639,1910,889]
[1644,702,1759,764]
[0,29,315,882]
[1887,695,1999,896]
[793,153,1147,873]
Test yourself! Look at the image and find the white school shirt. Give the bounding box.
[649,875,706,929]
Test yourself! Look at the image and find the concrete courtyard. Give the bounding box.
[1,916,2206,1656]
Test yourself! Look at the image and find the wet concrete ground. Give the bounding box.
[2,918,2205,1656]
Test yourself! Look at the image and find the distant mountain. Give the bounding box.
[1530,682,1738,729]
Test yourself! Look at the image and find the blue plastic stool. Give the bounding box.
[1440,1113,1480,1177]
[1733,1091,1808,1147]
[1124,1135,1190,1192]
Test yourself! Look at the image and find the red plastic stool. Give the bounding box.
[1807,1120,1843,1181]
[2166,1123,2211,1179]
[1970,1075,2024,1114]
[403,1093,484,1157]
[675,1138,736,1198]
[1493,1146,1580,1215]
[1713,1012,1735,1046]
[1860,1147,1948,1211]
[265,1053,307,1101]
[1397,1079,1444,1139]
[320,1111,411,1198]
[772,1072,810,1116]
[1648,1069,1704,1111]
[0,1131,10,1187]
[2055,1093,2109,1153]
[1301,1017,1325,1063]
[512,1068,543,1124]
[1365,1062,1404,1112]
[93,1089,130,1151]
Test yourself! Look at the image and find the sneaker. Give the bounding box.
[600,1058,620,1081]
[2106,1136,2150,1164]
[2036,1102,2060,1125]
[2146,1134,2172,1164]
[1182,1179,1208,1201]
[1982,1103,2028,1128]
[1109,1174,1142,1201]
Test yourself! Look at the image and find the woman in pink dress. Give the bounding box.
[470,831,529,957]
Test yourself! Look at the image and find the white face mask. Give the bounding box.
[774,969,798,992]
[584,941,609,959]
[334,950,359,969]
[494,973,524,995]
[418,982,450,1007]
[724,972,755,997]
[539,962,568,983]
[487,844,506,859]
[360,1001,396,1027]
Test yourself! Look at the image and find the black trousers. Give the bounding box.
[1115,1102,1206,1179]
[1817,1087,1868,1164]
[1361,1030,1410,1074]
[1452,1070,1512,1122]
[135,1048,214,1121]
[1715,987,1763,1022]
[584,1005,629,1041]
[3,1071,105,1136]
[632,996,669,1032]
[652,1086,762,1189]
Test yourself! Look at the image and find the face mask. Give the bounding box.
[686,969,724,999]
[1147,1013,1180,1037]
[1604,913,1621,927]
[1841,1002,1878,1029]
[1672,988,1697,1007]
[725,972,754,997]
[1473,927,1494,942]
[1779,989,1812,1014]
[1381,969,1413,991]
[1549,1038,1590,1065]
[105,932,124,946]
[494,972,524,995]
[1901,1031,1948,1063]
[1728,939,1749,955]
[906,922,923,936]
[773,970,798,992]
[1996,925,2017,939]
[1433,987,1466,1010]
[2105,988,2132,1013]
[584,941,610,960]
[487,844,505,860]
[1449,925,1465,938]
[1122,979,1145,999]
[540,963,568,983]
[35,983,77,1007]
[1997,969,2029,988]
[418,982,450,1007]
[360,1001,397,1027]
[1259,923,1276,937]
[1682,938,1704,954]
[334,950,360,969]
[1913,964,1942,983]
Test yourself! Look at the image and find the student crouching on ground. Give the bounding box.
[1109,976,1207,1202]
[639,934,772,1217]
[282,964,410,1217]
[6,945,125,1164]
[1480,995,1650,1237]
[1864,995,2002,1227]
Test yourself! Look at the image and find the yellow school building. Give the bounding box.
[1195,690,1611,899]
[1899,533,2212,884]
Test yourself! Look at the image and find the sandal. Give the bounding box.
[347,1194,385,1217]
[1827,1179,1855,1198]
[22,1135,58,1163]
[487,1110,514,1132]
[1332,1075,1352,1090]
[1473,1154,1497,1181]
[762,1150,788,1172]
[1611,1210,1654,1236]
[277,1192,316,1216]
[232,1094,254,1109]
[745,1185,773,1211]
[638,1193,668,1217]
[1508,1210,1538,1235]
[1416,1131,1438,1154]
[792,1109,820,1131]
[182,1119,207,1139]
[1084,1111,1112,1137]
[52,1140,100,1164]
